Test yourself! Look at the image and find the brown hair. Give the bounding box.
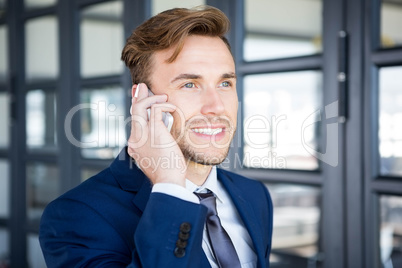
[121,6,231,87]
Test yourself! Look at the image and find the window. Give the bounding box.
[243,71,322,170]
[267,183,321,267]
[25,15,59,83]
[244,0,322,61]
[80,1,124,78]
[379,66,402,176]
[80,85,126,159]
[380,195,402,267]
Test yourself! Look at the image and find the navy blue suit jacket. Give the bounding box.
[39,148,273,267]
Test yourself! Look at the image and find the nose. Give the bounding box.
[200,87,225,116]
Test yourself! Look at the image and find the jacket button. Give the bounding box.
[174,247,186,258]
[178,232,189,240]
[180,222,191,233]
[176,239,188,248]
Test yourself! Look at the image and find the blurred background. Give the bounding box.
[0,0,401,267]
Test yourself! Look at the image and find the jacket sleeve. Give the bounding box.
[39,193,208,268]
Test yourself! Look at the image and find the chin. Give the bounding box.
[182,147,229,166]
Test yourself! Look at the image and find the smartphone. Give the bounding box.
[130,88,174,132]
[147,90,174,132]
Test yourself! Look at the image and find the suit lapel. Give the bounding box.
[218,170,266,268]
[110,147,152,213]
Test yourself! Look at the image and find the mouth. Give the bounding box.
[191,127,223,135]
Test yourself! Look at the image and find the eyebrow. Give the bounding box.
[222,72,237,79]
[170,74,201,84]
[170,72,237,84]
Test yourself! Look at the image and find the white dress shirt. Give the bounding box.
[152,166,257,268]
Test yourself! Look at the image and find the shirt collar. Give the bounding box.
[185,166,224,203]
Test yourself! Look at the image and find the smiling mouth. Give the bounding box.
[191,128,223,135]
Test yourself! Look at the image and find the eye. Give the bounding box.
[220,81,231,88]
[183,82,196,89]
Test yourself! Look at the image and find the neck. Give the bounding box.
[186,160,213,186]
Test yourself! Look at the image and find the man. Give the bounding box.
[40,6,273,268]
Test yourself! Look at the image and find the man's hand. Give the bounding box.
[128,83,187,187]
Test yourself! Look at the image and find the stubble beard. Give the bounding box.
[179,141,231,166]
[171,128,235,166]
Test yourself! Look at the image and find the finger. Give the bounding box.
[129,113,148,142]
[130,84,152,139]
[132,93,168,120]
[149,103,176,123]
[131,83,150,103]
[130,87,170,140]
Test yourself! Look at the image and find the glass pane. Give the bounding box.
[243,71,322,170]
[381,0,402,48]
[0,0,6,19]
[380,195,402,267]
[244,0,322,61]
[0,160,9,218]
[27,234,46,268]
[0,93,9,148]
[80,85,126,159]
[26,90,57,150]
[25,16,59,82]
[379,66,402,176]
[152,0,205,15]
[0,228,9,266]
[81,167,104,182]
[266,183,321,266]
[26,162,59,221]
[0,25,8,83]
[80,1,124,78]
[25,0,56,10]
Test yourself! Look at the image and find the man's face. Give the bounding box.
[149,35,238,165]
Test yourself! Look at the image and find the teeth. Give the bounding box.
[192,128,223,135]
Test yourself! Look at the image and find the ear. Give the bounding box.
[131,84,138,98]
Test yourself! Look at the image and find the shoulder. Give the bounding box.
[218,168,271,202]
[43,167,135,221]
[57,168,121,202]
[40,167,139,251]
[217,168,264,189]
[217,167,273,209]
